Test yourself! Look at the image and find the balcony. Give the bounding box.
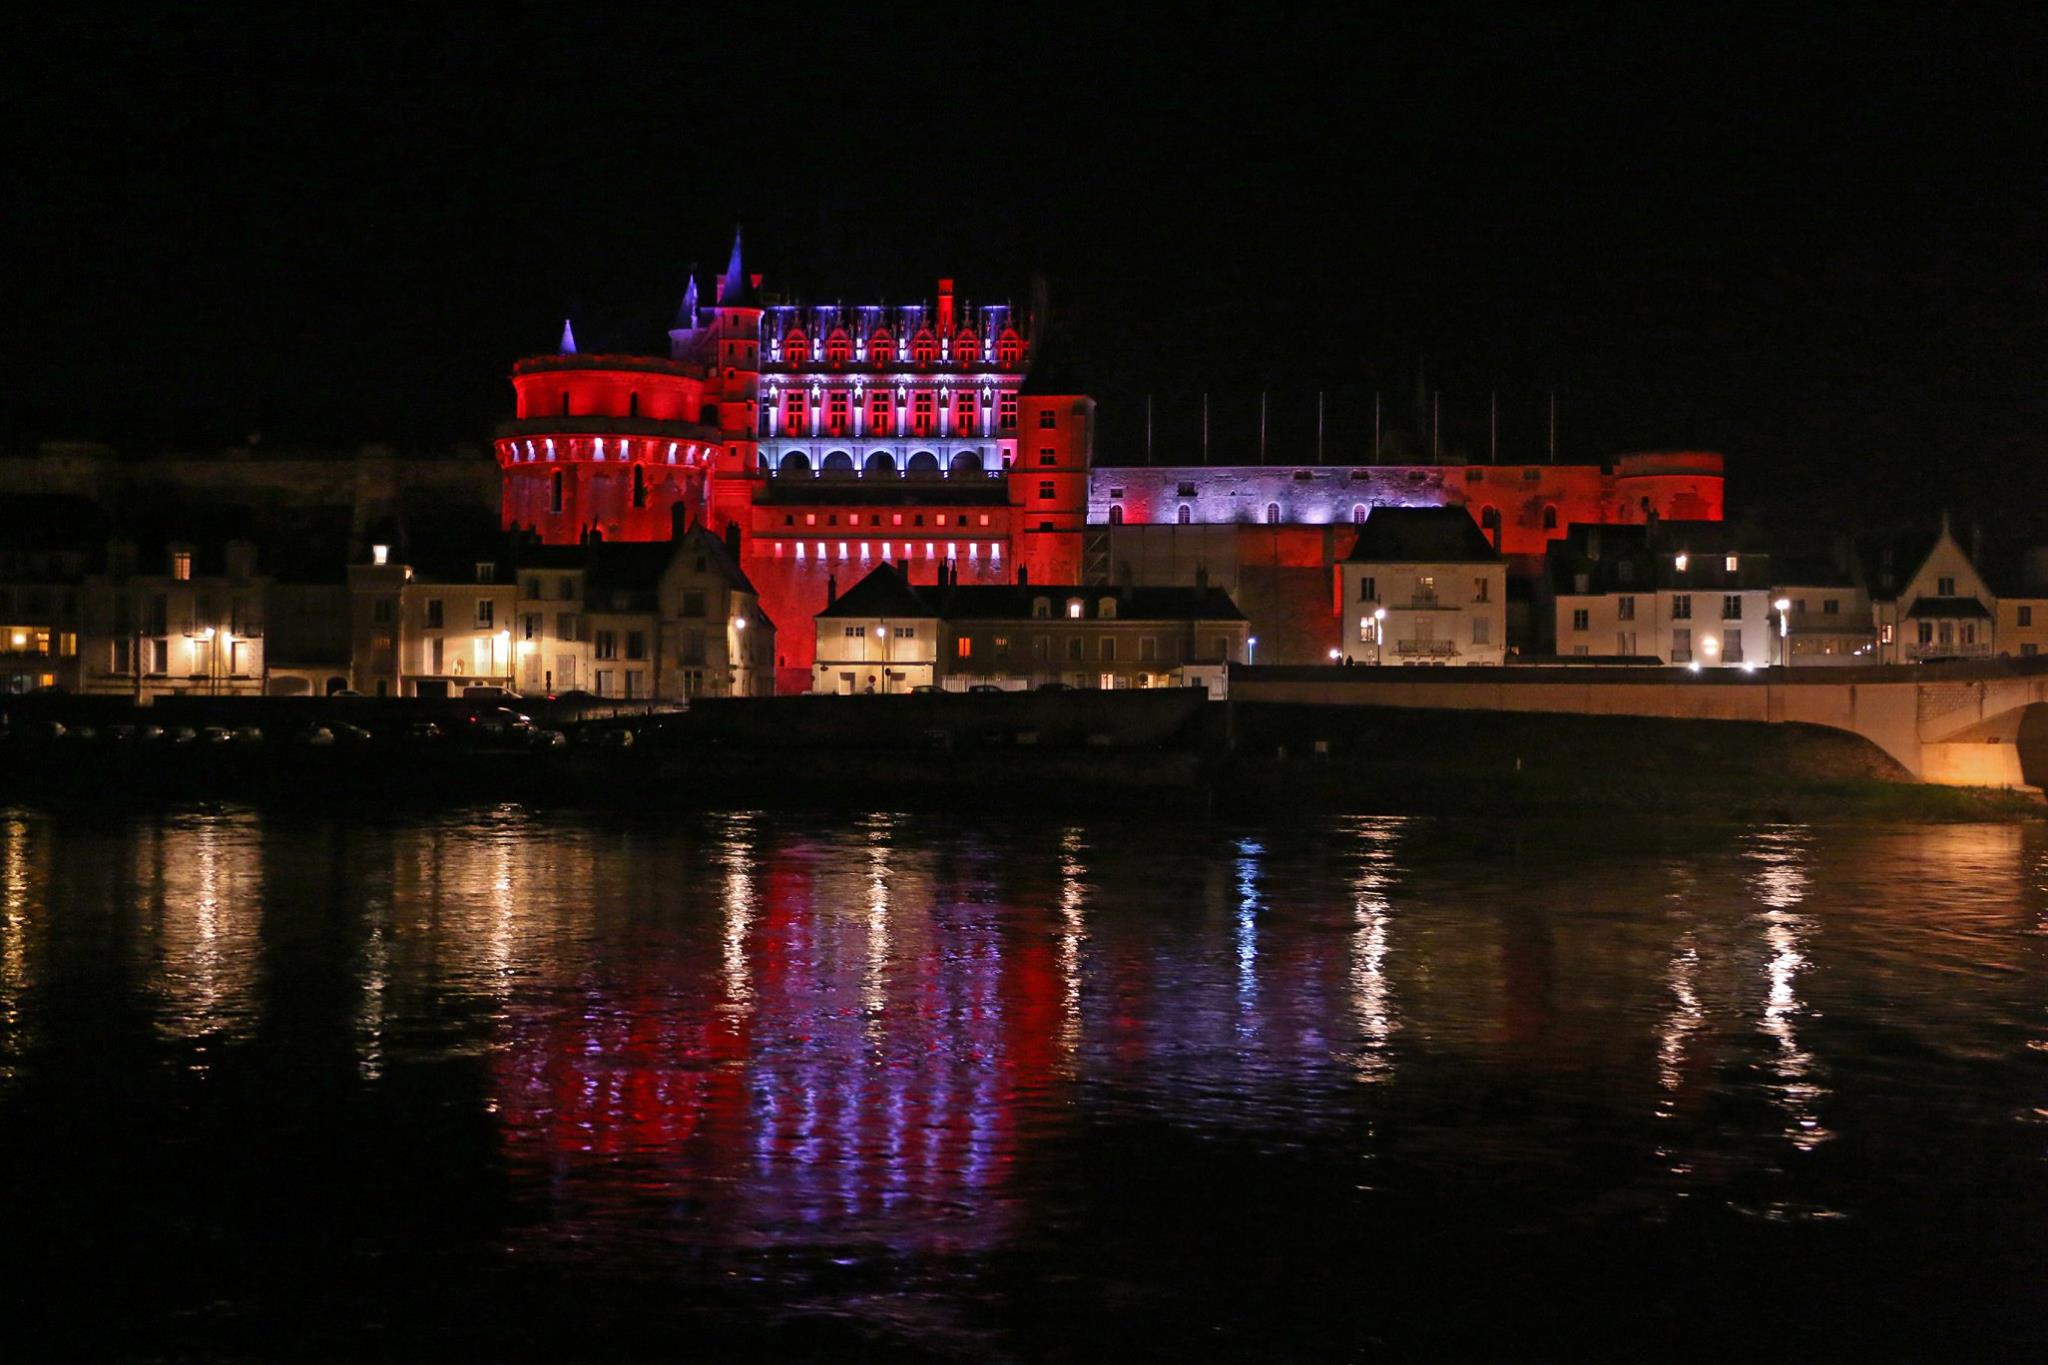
[1386,596,1460,612]
[1394,640,1458,658]
[1905,641,1993,661]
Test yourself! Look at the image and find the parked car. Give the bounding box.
[468,707,534,739]
[1035,682,1074,692]
[231,726,264,745]
[166,726,198,745]
[461,685,522,702]
[329,722,372,743]
[296,726,336,747]
[532,729,568,750]
[967,683,1002,693]
[103,724,138,742]
[136,725,165,742]
[597,728,635,749]
[61,725,97,741]
[200,727,233,745]
[407,721,444,742]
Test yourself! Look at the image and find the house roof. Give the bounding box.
[1347,506,1500,563]
[816,563,935,619]
[1904,596,1993,620]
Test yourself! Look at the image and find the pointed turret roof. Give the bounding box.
[673,274,700,330]
[715,228,759,308]
[559,318,577,354]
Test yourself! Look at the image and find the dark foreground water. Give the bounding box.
[1,807,2045,1361]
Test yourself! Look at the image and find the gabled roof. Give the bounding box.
[1347,506,1500,563]
[816,563,934,619]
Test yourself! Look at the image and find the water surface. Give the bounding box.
[1,807,2044,1360]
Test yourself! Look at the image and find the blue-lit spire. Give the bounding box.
[676,274,700,330]
[559,318,577,355]
[716,227,757,307]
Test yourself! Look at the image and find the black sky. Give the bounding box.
[12,6,2046,539]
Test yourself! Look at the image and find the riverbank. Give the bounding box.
[0,696,2039,823]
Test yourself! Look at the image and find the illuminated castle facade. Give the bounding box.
[494,235,1722,688]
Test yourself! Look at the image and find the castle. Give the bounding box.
[494,235,1725,689]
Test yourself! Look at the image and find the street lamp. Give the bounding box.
[1373,607,1387,666]
[1247,635,1258,665]
[1774,597,1792,668]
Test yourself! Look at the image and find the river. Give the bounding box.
[1,806,2043,1360]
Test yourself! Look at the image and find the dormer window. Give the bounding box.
[869,328,894,366]
[826,329,852,365]
[1099,597,1118,619]
[996,329,1023,368]
[1032,597,1051,619]
[783,327,809,364]
[911,330,939,366]
[954,329,979,365]
[1067,598,1084,619]
[372,544,390,566]
[475,562,495,584]
[1674,553,1689,573]
[1724,555,1739,572]
[1937,576,1956,595]
[171,548,193,582]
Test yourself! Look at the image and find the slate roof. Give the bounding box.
[1347,506,1500,563]
[815,563,934,619]
[1904,596,1993,620]
[940,584,1248,622]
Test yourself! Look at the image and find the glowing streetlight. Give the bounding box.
[1373,607,1387,666]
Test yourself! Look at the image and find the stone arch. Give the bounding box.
[1265,502,1281,524]
[822,450,855,472]
[1352,503,1368,524]
[779,450,812,475]
[1109,504,1124,525]
[906,450,941,475]
[948,450,983,476]
[1177,504,1192,525]
[1542,504,1559,531]
[863,450,896,476]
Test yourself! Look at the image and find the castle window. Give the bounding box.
[1109,505,1124,525]
[560,392,571,416]
[868,389,893,435]
[952,390,977,436]
[1265,503,1281,524]
[1177,505,1191,525]
[782,390,807,436]
[784,329,809,364]
[869,329,894,366]
[912,331,939,366]
[1039,449,1056,465]
[1352,503,1367,524]
[1039,480,1056,499]
[550,471,564,514]
[912,392,936,434]
[631,466,647,509]
[1177,482,1198,497]
[954,330,979,365]
[1067,599,1085,619]
[1038,410,1057,429]
[998,393,1018,429]
[996,330,1022,368]
[826,330,852,365]
[1033,597,1051,619]
[1100,598,1117,620]
[827,391,849,434]
[1542,505,1559,531]
[628,391,639,417]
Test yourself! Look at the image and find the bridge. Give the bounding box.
[1231,658,2048,789]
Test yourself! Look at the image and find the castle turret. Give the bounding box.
[1009,282,1091,585]
[705,229,764,533]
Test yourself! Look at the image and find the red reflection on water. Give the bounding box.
[489,836,1068,1256]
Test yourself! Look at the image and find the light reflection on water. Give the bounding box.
[1,807,2046,1356]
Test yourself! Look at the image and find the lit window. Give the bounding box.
[1674,553,1689,572]
[1725,555,1739,572]
[171,550,192,581]
[371,544,389,566]
[1067,599,1084,619]
[956,637,973,658]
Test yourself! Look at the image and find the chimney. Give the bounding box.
[937,278,955,335]
[826,572,837,607]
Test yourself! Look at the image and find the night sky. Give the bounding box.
[14,8,2046,539]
